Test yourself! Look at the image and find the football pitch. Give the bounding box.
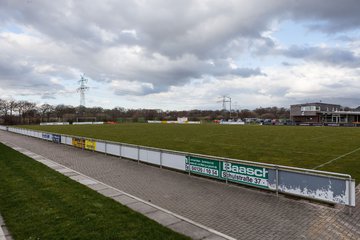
[22,124,360,183]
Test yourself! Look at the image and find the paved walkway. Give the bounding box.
[1,130,360,239]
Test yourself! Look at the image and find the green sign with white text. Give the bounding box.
[186,156,269,188]
[186,156,220,178]
[221,162,269,188]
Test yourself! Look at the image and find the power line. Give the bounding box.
[77,74,89,107]
[217,95,232,118]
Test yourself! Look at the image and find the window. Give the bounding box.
[301,106,318,111]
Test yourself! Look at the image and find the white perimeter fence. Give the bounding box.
[0,125,355,207]
[73,122,104,125]
[40,122,70,126]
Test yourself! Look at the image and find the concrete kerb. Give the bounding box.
[0,215,5,239]
[1,141,235,240]
[0,214,12,240]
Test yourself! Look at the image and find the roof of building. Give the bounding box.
[290,102,340,107]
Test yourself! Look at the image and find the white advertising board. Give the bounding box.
[122,146,139,160]
[139,149,161,165]
[162,152,186,171]
[106,143,120,156]
[96,141,106,153]
[66,136,72,145]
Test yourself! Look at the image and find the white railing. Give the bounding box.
[40,122,70,126]
[73,122,104,125]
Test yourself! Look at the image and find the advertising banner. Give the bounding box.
[186,156,269,188]
[85,140,96,151]
[72,137,85,148]
[221,162,269,188]
[42,133,52,141]
[52,134,61,143]
[186,156,220,178]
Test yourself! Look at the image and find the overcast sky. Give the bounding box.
[1,0,360,110]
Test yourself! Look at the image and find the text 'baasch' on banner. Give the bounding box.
[186,156,269,188]
[221,162,269,188]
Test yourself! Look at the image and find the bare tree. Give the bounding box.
[22,101,36,124]
[8,100,19,123]
[17,100,28,124]
[8,100,16,116]
[39,104,54,122]
[0,99,7,117]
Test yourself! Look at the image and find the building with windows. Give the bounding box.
[290,102,360,124]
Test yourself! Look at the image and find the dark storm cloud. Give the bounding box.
[335,35,355,42]
[280,45,360,68]
[0,58,32,78]
[0,0,280,59]
[1,0,359,54]
[229,68,265,78]
[0,57,65,94]
[290,0,360,33]
[113,84,158,96]
[112,63,265,96]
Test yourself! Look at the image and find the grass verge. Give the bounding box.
[0,143,189,240]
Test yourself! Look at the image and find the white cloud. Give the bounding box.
[0,0,360,109]
[111,80,154,95]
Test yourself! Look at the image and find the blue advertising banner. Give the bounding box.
[52,134,61,143]
[42,133,52,141]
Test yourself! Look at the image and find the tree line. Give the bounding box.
[0,98,290,125]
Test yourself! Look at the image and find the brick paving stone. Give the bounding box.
[203,234,229,240]
[1,130,360,239]
[167,221,211,239]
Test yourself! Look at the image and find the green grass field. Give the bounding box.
[22,124,360,183]
[0,143,189,240]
